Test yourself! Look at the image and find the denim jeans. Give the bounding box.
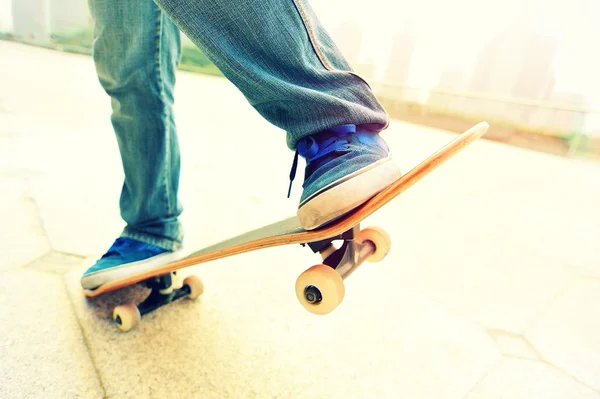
[88,0,389,250]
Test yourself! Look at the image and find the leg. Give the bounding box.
[153,0,400,229]
[89,0,183,249]
[81,0,187,290]
[152,0,389,150]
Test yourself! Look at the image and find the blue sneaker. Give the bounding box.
[289,124,401,230]
[80,237,185,290]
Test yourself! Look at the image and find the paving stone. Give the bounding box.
[26,165,125,257]
[389,226,578,334]
[0,270,103,399]
[465,358,599,399]
[487,330,540,360]
[24,251,86,275]
[525,279,600,391]
[0,191,49,270]
[64,251,500,399]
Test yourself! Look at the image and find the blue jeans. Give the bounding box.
[88,0,389,250]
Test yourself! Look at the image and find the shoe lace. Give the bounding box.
[287,124,356,197]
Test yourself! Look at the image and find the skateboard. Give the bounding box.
[84,122,489,332]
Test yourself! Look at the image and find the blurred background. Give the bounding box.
[1,0,598,158]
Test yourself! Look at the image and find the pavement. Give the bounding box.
[1,40,599,399]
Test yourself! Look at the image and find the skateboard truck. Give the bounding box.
[301,226,372,305]
[295,224,391,315]
[304,225,357,253]
[136,272,191,316]
[310,225,367,280]
[112,272,204,332]
[320,226,378,280]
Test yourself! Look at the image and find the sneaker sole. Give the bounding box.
[80,250,188,290]
[297,157,401,230]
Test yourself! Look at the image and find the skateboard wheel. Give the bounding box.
[183,275,204,299]
[354,227,391,263]
[295,264,345,315]
[112,303,141,332]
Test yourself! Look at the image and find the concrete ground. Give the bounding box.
[1,40,599,399]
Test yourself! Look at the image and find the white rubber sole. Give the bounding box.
[297,157,401,230]
[80,249,188,290]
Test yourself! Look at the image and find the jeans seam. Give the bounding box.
[291,0,333,71]
[290,0,373,90]
[155,9,173,216]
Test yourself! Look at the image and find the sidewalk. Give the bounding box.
[1,40,599,399]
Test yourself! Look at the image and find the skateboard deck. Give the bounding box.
[84,121,489,301]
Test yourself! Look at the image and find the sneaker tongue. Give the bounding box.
[330,124,356,135]
[297,124,355,161]
[288,124,357,198]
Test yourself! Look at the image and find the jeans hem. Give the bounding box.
[121,228,183,252]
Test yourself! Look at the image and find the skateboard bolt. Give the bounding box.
[304,285,322,304]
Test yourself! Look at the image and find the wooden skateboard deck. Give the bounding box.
[84,122,489,299]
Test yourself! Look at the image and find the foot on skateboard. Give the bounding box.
[293,124,401,230]
[80,237,186,290]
